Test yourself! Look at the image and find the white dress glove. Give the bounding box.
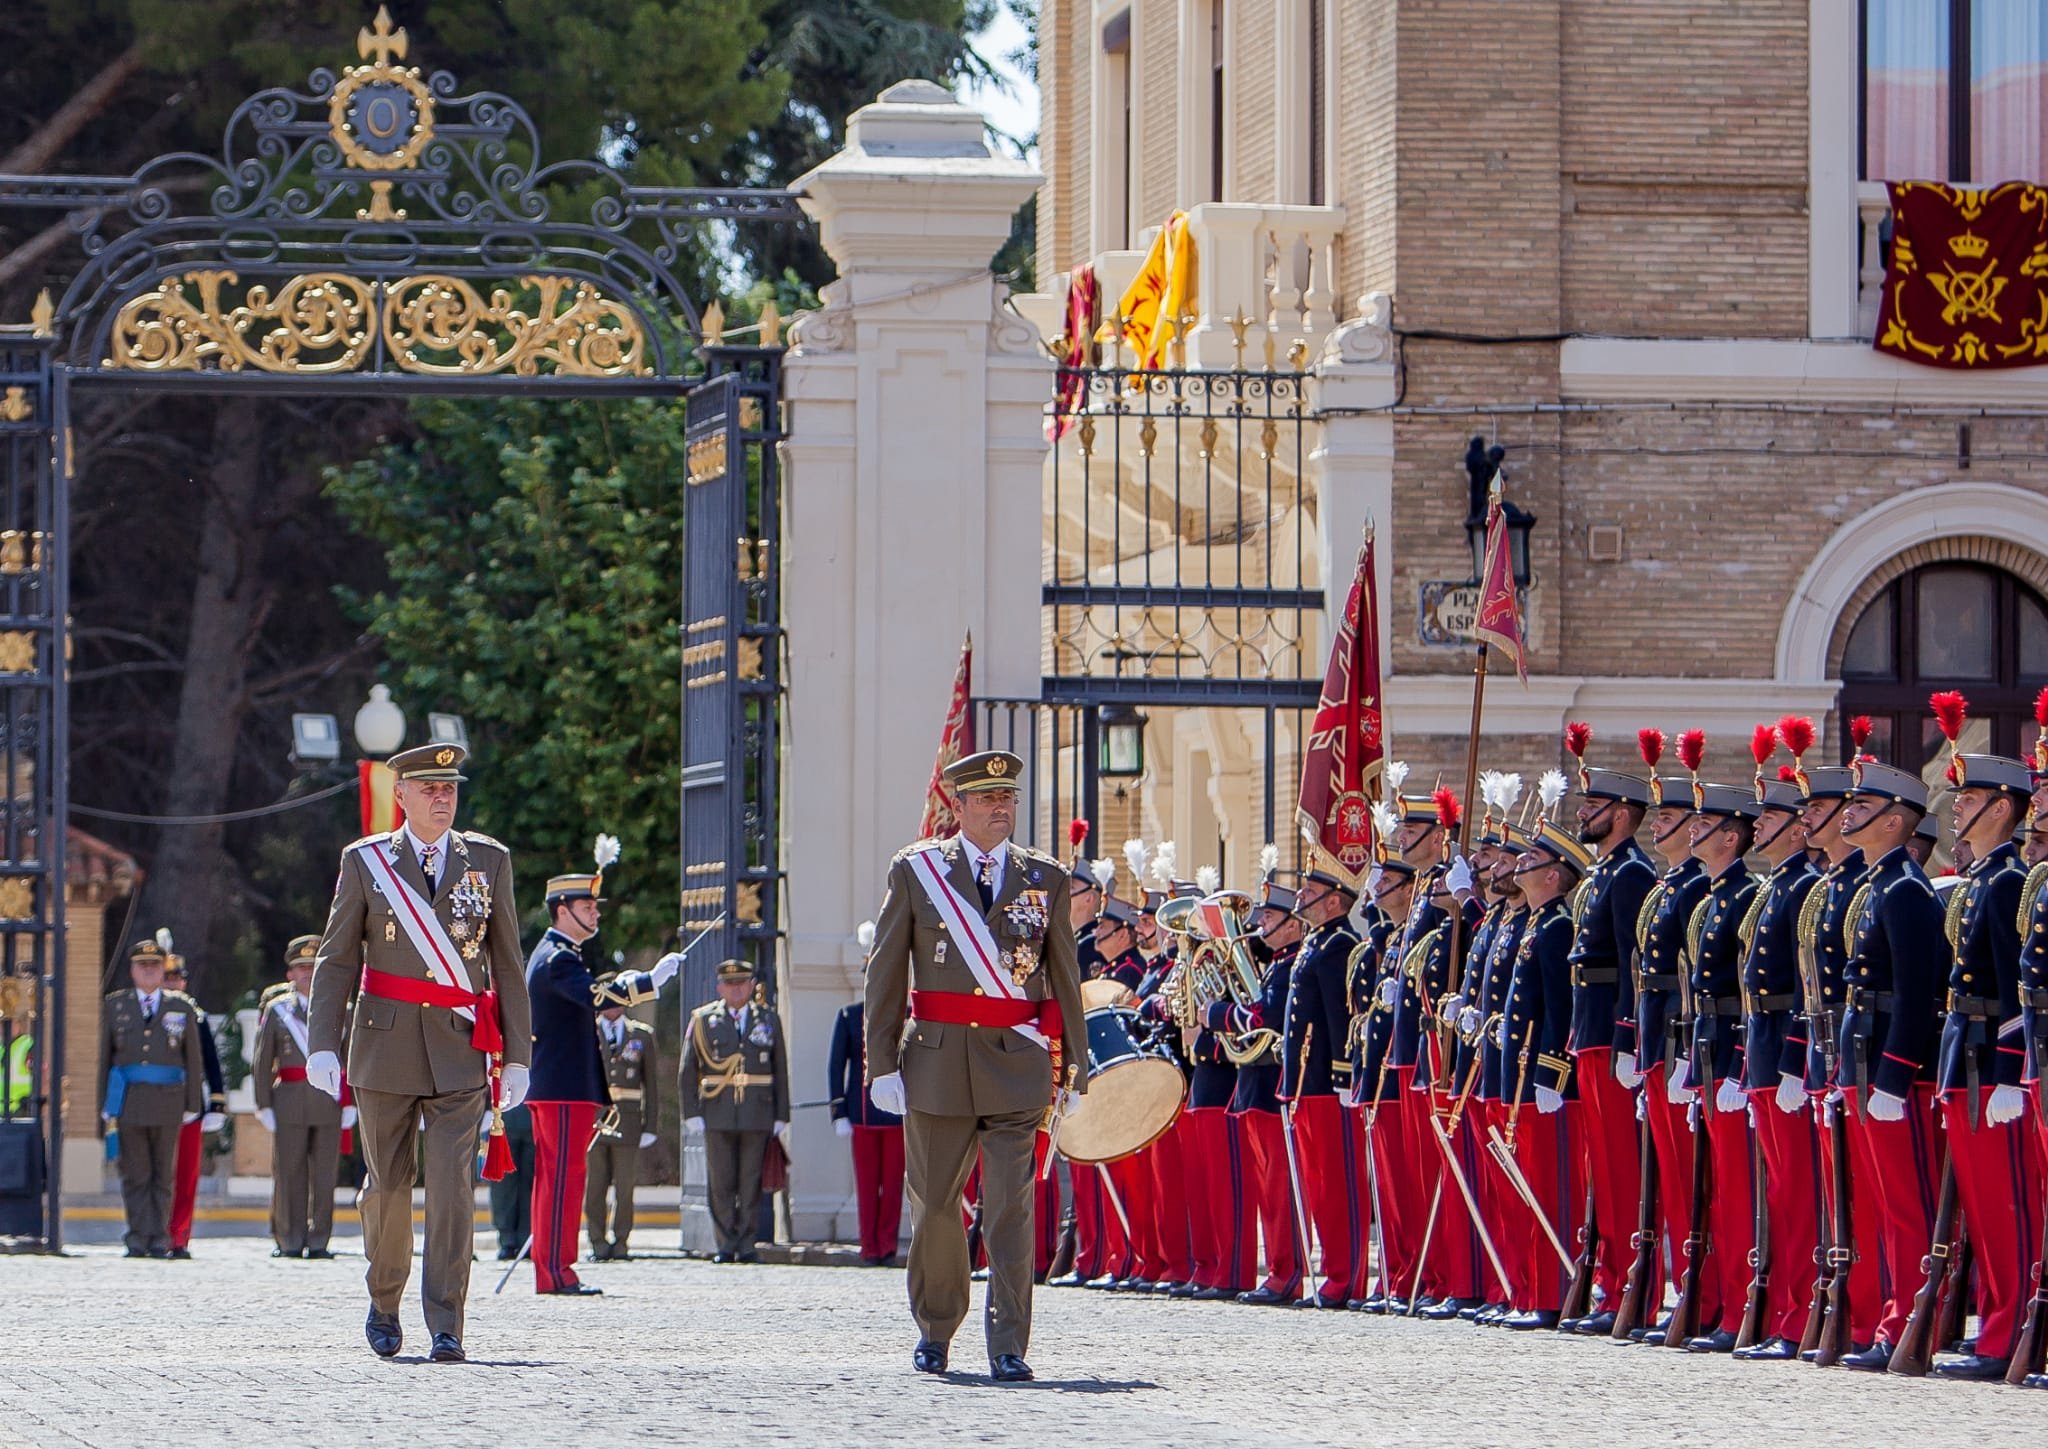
[639,1131,657,1148]
[1864,1088,1906,1123]
[181,1110,200,1125]
[340,1105,358,1131]
[1492,1017,1508,1049]
[1614,1052,1643,1089]
[649,951,685,990]
[1445,855,1475,896]
[1457,1007,1482,1039]
[1775,1073,1806,1114]
[869,1071,907,1116]
[1535,1086,1564,1115]
[1377,976,1399,1009]
[304,1050,343,1100]
[773,1120,789,1137]
[834,1118,854,1140]
[1987,1083,2028,1126]
[685,1116,706,1135]
[1714,1077,1746,1114]
[1666,1063,1696,1103]
[256,1107,276,1133]
[499,1063,529,1112]
[201,1112,225,1133]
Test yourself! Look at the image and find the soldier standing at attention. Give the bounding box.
[100,937,204,1258]
[253,934,349,1259]
[588,979,663,1262]
[682,958,791,1263]
[160,938,226,1260]
[865,750,1088,1382]
[829,994,905,1266]
[305,743,533,1364]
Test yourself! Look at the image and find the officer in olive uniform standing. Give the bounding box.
[682,958,791,1263]
[253,934,348,1259]
[865,749,1088,1383]
[588,981,663,1262]
[100,938,205,1257]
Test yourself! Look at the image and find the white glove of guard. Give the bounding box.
[499,1063,530,1112]
[1614,1052,1644,1089]
[1457,1007,1482,1039]
[1364,865,1384,898]
[1445,855,1475,896]
[256,1107,276,1133]
[1821,1088,1842,1127]
[684,1115,706,1135]
[1666,1063,1696,1104]
[340,1105,358,1130]
[181,1111,200,1125]
[1377,976,1399,1009]
[1714,1077,1746,1115]
[773,1120,789,1138]
[1492,1018,1508,1049]
[201,1111,225,1133]
[1864,1088,1906,1123]
[1775,1073,1806,1114]
[1535,1086,1564,1115]
[639,1131,657,1148]
[1987,1083,2027,1126]
[304,1050,343,1100]
[869,1071,907,1117]
[649,951,685,990]
[1439,993,1467,1025]
[834,1118,854,1139]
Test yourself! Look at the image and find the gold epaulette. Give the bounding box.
[1943,872,1971,951]
[1683,897,1710,971]
[1567,874,1595,930]
[1736,882,1770,952]
[1403,925,1445,984]
[459,830,507,853]
[1635,881,1668,954]
[2019,862,2048,936]
[1796,878,1828,950]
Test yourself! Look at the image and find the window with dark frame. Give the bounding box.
[1861,0,2048,183]
[1308,0,1327,207]
[1105,8,1133,248]
[1210,0,1227,203]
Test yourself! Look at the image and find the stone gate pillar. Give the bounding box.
[777,81,1050,1240]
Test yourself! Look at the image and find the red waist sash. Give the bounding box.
[360,967,504,1053]
[909,990,1062,1038]
[276,1066,308,1083]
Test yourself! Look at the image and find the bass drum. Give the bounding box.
[1057,1005,1185,1164]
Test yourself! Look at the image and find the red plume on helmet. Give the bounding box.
[1930,690,1968,745]
[1565,720,1594,790]
[1433,786,1462,832]
[1677,729,1707,777]
[1067,818,1089,861]
[1638,728,1666,771]
[1776,715,1817,794]
[1778,764,1800,784]
[1848,715,1874,759]
[1750,724,1776,768]
[2034,686,2048,773]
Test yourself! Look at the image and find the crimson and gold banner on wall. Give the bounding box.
[1875,181,2048,369]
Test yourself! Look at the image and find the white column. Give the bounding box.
[780,80,1051,1240]
[1809,0,1859,339]
[1307,293,1398,664]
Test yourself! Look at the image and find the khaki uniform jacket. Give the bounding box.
[308,828,533,1097]
[863,837,1088,1118]
[99,988,205,1124]
[680,1003,789,1133]
[595,1018,660,1141]
[252,993,344,1128]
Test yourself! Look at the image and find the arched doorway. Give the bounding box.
[1836,562,2048,766]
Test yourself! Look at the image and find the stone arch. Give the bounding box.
[1775,482,2048,681]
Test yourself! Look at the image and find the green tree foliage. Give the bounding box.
[326,398,686,948]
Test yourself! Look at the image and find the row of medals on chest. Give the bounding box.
[934,891,1049,987]
[382,862,492,960]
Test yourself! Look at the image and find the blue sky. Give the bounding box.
[961,4,1042,159]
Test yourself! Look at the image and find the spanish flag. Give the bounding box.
[358,760,402,835]
[1097,210,1197,370]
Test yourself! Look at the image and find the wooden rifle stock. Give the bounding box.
[1561,1177,1598,1324]
[1610,1107,1661,1340]
[1662,1094,1714,1347]
[1812,1101,1855,1366]
[1797,1103,1830,1356]
[2007,1228,2048,1384]
[1887,1152,1959,1377]
[1733,1121,1769,1350]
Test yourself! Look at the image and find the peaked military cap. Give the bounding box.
[1692,781,1761,820]
[388,742,468,782]
[1258,875,1300,913]
[128,938,167,966]
[942,749,1024,795]
[285,933,320,968]
[715,958,755,981]
[1521,820,1594,874]
[1801,763,1858,801]
[1914,812,1940,844]
[1849,758,1928,811]
[1950,752,2033,797]
[1756,777,1804,811]
[1098,896,1141,928]
[1396,795,1439,825]
[545,872,604,906]
[1579,767,1652,807]
[1649,773,1696,811]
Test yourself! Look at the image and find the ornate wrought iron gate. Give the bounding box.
[0,12,798,1249]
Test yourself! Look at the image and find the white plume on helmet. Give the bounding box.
[154,926,173,953]
[1384,760,1411,797]
[1090,857,1118,892]
[593,833,621,869]
[1195,865,1221,895]
[1536,769,1569,820]
[1123,838,1149,890]
[1148,841,1177,887]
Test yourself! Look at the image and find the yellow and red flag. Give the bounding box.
[1473,475,1528,684]
[1048,265,1099,442]
[1096,210,1197,371]
[917,632,976,839]
[1874,181,2048,369]
[1297,527,1384,889]
[358,760,402,835]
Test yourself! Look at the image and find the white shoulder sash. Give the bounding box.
[904,845,1047,1050]
[353,838,477,1021]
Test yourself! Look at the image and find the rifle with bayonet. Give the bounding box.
[1887,1151,1959,1376]
[1663,900,1714,1348]
[1610,1101,1661,1340]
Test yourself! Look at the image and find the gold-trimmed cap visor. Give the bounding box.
[942,749,1025,795]
[388,742,468,782]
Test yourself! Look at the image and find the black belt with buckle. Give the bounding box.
[1639,973,1679,991]
[2026,987,2048,1012]
[1946,991,1999,1018]
[1847,986,1895,1015]
[1572,965,1619,987]
[1742,991,1797,1014]
[1697,994,1743,1018]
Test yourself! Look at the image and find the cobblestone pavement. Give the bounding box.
[5,1240,2045,1448]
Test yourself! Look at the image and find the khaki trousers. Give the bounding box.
[117,1121,178,1254]
[703,1128,767,1255]
[905,1106,1040,1361]
[271,1120,341,1254]
[585,1136,642,1253]
[355,1085,487,1338]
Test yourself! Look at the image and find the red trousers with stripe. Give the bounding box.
[1293,1093,1368,1302]
[529,1101,598,1292]
[1365,1080,1425,1300]
[168,1117,204,1251]
[1137,1118,1195,1284]
[1180,1106,1255,1292]
[1814,1093,1884,1345]
[1071,1154,1143,1280]
[1748,1089,1822,1343]
[1941,1087,2045,1359]
[1642,1064,1713,1325]
[1416,1099,1488,1303]
[1469,1100,1514,1305]
[850,1124,905,1262]
[1503,1106,1584,1312]
[1572,1048,1637,1311]
[1700,1091,1756,1336]
[1235,1108,1302,1295]
[1841,1084,1939,1347]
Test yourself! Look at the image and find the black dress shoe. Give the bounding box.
[912,1340,948,1374]
[304,1248,334,1260]
[167,1248,192,1260]
[1505,1310,1561,1331]
[1931,1353,2011,1381]
[1422,1297,1480,1321]
[1166,1282,1198,1298]
[736,1250,760,1264]
[711,1252,735,1264]
[271,1248,292,1258]
[1046,1271,1089,1289]
[1684,1328,1737,1353]
[990,1354,1034,1383]
[146,1248,172,1259]
[123,1248,149,1258]
[1840,1341,1894,1372]
[1733,1336,1798,1361]
[1083,1274,1120,1290]
[1236,1286,1295,1307]
[1459,1302,1492,1322]
[2023,1373,2048,1389]
[1573,1310,1617,1336]
[543,1282,604,1296]
[365,1311,402,1359]
[429,1333,465,1364]
[1192,1286,1235,1301]
[1384,1297,1411,1316]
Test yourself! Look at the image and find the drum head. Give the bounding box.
[1057,1059,1186,1164]
[1080,979,1135,1010]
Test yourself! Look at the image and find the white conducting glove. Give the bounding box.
[639,1131,658,1148]
[1457,1007,1482,1039]
[201,1112,225,1133]
[1666,1063,1696,1104]
[1614,1052,1643,1089]
[340,1106,358,1131]
[498,1063,529,1112]
[1492,1018,1508,1049]
[869,1071,907,1116]
[1446,855,1475,896]
[304,1050,343,1100]
[684,1116,706,1135]
[1987,1083,2028,1126]
[834,1118,854,1140]
[1715,1078,1746,1115]
[181,1111,199,1125]
[1377,977,1399,1009]
[1865,1088,1906,1123]
[1535,1086,1564,1115]
[773,1120,789,1137]
[650,951,685,990]
[256,1107,276,1132]
[1775,1073,1806,1114]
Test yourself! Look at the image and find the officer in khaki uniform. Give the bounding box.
[865,749,1088,1383]
[253,934,348,1258]
[587,984,661,1260]
[100,938,205,1257]
[306,742,532,1364]
[682,958,790,1262]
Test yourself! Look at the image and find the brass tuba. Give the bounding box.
[1153,895,1201,1028]
[1186,889,1280,1066]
